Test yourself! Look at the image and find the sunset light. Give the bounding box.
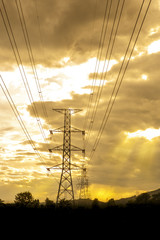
[125,128,160,141]
[0,0,159,207]
[148,39,160,54]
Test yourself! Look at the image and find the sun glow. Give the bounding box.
[141,74,148,80]
[149,26,160,36]
[89,184,140,202]
[148,40,160,54]
[125,128,160,141]
[40,57,118,101]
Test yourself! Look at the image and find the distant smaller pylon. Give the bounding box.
[77,165,89,199]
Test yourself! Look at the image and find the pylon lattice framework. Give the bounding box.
[78,166,89,199]
[49,109,85,203]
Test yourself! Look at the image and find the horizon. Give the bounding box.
[0,0,160,203]
[2,186,160,204]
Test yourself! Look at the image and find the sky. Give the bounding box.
[0,0,160,202]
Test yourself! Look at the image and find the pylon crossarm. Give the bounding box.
[49,144,85,152]
[70,163,86,171]
[70,145,85,152]
[46,163,62,171]
[70,127,85,135]
[49,127,64,134]
[50,126,84,134]
[52,108,82,115]
[47,162,85,172]
[49,144,63,152]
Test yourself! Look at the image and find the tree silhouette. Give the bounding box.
[92,198,99,209]
[150,192,160,205]
[0,199,4,207]
[135,193,150,204]
[45,197,55,208]
[14,191,34,206]
[58,199,72,209]
[107,198,116,207]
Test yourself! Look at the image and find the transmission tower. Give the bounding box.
[48,108,85,203]
[77,165,89,199]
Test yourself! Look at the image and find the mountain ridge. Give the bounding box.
[75,188,160,207]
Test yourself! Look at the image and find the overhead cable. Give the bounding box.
[0,75,46,165]
[89,0,152,160]
[86,0,125,147]
[0,0,47,144]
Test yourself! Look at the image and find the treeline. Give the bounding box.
[127,191,160,206]
[1,191,160,209]
[1,191,160,227]
[1,192,159,232]
[107,191,160,207]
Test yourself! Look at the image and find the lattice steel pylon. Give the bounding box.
[48,109,85,203]
[78,166,89,199]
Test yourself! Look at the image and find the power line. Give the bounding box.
[83,0,112,131]
[89,0,152,160]
[0,0,47,144]
[86,0,125,146]
[0,75,46,165]
[15,0,49,123]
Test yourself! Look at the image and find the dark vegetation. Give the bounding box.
[1,191,160,214]
[1,191,160,232]
[1,191,159,236]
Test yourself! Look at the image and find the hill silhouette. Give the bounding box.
[1,188,160,221]
[1,189,160,232]
[1,188,160,208]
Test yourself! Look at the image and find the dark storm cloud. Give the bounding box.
[0,0,105,67]
[27,92,88,128]
[87,50,160,190]
[109,53,160,130]
[87,48,160,136]
[0,0,158,69]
